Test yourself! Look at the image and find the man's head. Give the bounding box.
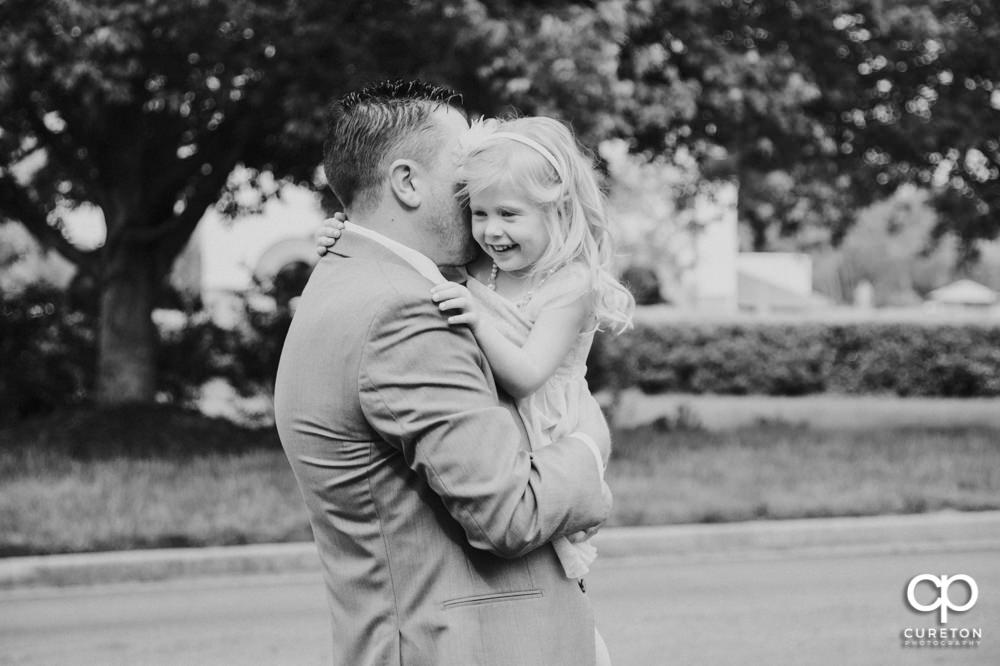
[323,80,474,264]
[323,81,462,209]
[324,81,474,263]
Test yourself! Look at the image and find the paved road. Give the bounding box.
[2,547,997,665]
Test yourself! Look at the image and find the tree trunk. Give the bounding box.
[735,165,769,252]
[95,246,159,404]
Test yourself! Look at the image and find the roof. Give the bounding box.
[927,279,997,305]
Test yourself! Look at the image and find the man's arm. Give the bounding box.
[358,288,611,558]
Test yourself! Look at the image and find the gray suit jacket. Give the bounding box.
[274,229,609,665]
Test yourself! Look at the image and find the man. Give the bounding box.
[274,80,612,665]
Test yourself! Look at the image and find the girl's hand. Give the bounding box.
[431,281,480,330]
[316,212,347,256]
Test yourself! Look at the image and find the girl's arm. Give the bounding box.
[431,280,590,400]
[476,298,589,399]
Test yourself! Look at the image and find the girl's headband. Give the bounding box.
[489,132,563,181]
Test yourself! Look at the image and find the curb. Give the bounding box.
[591,510,1000,560]
[2,511,999,590]
[0,542,319,590]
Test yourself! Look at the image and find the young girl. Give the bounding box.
[318,116,633,665]
[430,114,633,565]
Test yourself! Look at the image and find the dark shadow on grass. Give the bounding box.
[0,404,280,460]
[0,524,315,557]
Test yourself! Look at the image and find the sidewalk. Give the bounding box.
[609,390,1000,430]
[2,510,999,590]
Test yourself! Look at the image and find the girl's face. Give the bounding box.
[469,183,550,275]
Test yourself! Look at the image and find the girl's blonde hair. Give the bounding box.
[456,116,635,332]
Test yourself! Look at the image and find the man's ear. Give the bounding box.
[388,159,421,209]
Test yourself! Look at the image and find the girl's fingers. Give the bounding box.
[316,222,342,255]
[431,285,465,301]
[437,297,467,312]
[448,313,475,326]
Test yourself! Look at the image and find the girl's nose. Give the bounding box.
[484,218,504,239]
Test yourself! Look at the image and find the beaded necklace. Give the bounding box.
[486,262,553,309]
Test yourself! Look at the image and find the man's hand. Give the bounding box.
[567,524,602,543]
[567,481,612,542]
[430,281,482,330]
[315,212,346,256]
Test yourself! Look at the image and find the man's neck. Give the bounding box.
[344,220,447,285]
[347,209,440,263]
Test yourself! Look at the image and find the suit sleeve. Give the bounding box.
[358,290,610,558]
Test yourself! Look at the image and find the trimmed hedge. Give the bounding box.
[588,320,1000,397]
[6,287,1000,426]
[0,287,95,423]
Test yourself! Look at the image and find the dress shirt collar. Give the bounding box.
[343,221,447,286]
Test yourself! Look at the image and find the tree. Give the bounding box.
[0,0,588,404]
[814,185,1000,304]
[812,186,945,305]
[611,0,998,251]
[466,0,632,146]
[872,0,1000,254]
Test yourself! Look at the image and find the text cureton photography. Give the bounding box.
[901,573,983,649]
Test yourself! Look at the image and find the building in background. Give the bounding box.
[926,279,998,311]
[613,178,830,314]
[736,252,831,313]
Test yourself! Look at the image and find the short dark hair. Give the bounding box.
[323,80,466,210]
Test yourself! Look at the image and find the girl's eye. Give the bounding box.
[499,209,518,218]
[471,210,486,219]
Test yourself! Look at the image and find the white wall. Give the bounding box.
[687,183,739,312]
[737,252,813,296]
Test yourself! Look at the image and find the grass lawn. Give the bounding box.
[607,422,1000,525]
[1,405,998,556]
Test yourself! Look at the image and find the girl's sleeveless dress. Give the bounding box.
[466,267,599,578]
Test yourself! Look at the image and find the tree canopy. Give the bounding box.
[602,0,999,250]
